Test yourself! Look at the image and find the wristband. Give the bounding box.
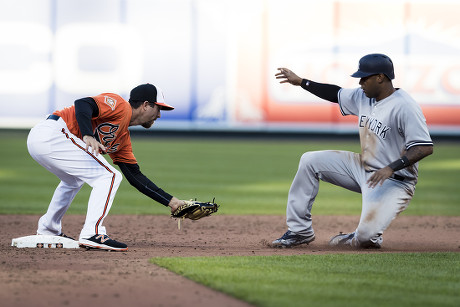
[388,155,410,171]
[300,79,310,89]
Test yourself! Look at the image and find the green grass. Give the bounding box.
[2,130,459,307]
[0,130,459,215]
[151,253,460,307]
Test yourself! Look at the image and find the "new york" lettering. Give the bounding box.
[359,115,391,139]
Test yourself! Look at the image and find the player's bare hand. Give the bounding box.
[367,167,393,188]
[83,135,106,156]
[168,197,185,214]
[275,68,303,86]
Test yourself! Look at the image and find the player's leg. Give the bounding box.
[273,150,362,246]
[42,123,123,241]
[352,178,415,248]
[28,118,84,235]
[79,161,122,240]
[47,130,125,250]
[28,117,123,248]
[37,179,84,235]
[75,158,127,251]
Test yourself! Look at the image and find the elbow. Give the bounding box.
[421,145,434,160]
[427,145,434,156]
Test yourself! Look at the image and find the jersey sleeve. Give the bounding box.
[398,98,433,150]
[92,94,124,119]
[337,88,363,116]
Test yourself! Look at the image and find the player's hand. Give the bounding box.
[168,197,185,214]
[366,166,393,188]
[275,68,303,86]
[83,135,107,156]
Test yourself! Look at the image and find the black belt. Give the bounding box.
[47,114,60,121]
[391,174,405,181]
[366,169,406,182]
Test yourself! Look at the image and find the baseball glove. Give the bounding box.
[172,199,219,221]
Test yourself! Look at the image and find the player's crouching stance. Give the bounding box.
[27,84,186,251]
[272,54,433,249]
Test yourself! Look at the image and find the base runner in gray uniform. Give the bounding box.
[272,53,433,248]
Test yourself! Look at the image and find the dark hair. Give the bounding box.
[129,99,159,110]
[128,99,146,109]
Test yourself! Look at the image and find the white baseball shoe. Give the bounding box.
[329,232,355,246]
[329,232,382,248]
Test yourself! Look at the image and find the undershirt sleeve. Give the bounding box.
[300,79,341,103]
[116,162,173,206]
[75,97,99,137]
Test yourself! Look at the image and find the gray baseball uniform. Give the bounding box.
[286,87,432,246]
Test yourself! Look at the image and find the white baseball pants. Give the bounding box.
[27,117,122,240]
[286,150,416,247]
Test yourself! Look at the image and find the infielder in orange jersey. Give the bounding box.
[27,84,186,251]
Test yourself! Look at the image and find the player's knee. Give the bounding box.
[101,168,122,188]
[112,169,122,187]
[299,151,320,167]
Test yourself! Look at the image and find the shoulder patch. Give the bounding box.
[103,96,117,111]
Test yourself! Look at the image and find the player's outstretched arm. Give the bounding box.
[116,162,174,206]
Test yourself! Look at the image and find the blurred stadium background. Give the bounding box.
[0,0,459,137]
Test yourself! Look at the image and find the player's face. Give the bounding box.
[141,103,161,128]
[359,74,380,98]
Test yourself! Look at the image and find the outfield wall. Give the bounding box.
[0,0,459,135]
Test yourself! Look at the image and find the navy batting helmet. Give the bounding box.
[351,53,395,80]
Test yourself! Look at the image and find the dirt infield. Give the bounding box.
[1,214,459,307]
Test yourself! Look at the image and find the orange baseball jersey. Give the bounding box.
[55,93,137,164]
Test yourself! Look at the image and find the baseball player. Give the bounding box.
[27,83,186,251]
[272,53,433,248]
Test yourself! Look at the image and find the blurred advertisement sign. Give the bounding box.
[233,0,460,133]
[0,0,459,134]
